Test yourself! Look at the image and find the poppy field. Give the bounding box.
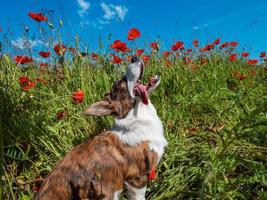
[0,11,267,200]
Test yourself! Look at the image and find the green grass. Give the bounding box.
[0,53,267,199]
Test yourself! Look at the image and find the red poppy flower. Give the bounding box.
[19,76,30,85]
[213,38,220,45]
[127,28,141,40]
[28,12,48,22]
[91,53,98,60]
[110,40,129,53]
[39,62,48,67]
[163,51,171,58]
[54,44,66,56]
[229,54,238,61]
[68,47,75,53]
[233,71,246,80]
[136,49,144,56]
[172,41,184,51]
[110,54,123,64]
[241,52,249,57]
[193,40,199,47]
[72,90,84,103]
[191,65,199,70]
[204,44,215,51]
[23,81,36,91]
[165,60,173,66]
[14,56,33,64]
[56,110,68,120]
[39,51,51,58]
[247,59,258,65]
[150,42,159,51]
[229,41,238,47]
[187,49,193,53]
[249,69,257,75]
[219,42,229,49]
[143,55,149,64]
[148,166,157,180]
[184,57,192,65]
[260,52,266,58]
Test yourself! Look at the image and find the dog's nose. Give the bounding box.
[131,55,139,63]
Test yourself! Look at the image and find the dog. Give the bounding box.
[35,57,167,200]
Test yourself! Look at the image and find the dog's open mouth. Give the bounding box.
[125,56,160,105]
[134,75,160,105]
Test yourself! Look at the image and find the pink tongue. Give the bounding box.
[134,84,148,105]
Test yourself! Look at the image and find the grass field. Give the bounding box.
[1,31,267,199]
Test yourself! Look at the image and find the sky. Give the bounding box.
[0,0,267,58]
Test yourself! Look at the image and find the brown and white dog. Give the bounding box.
[35,57,168,200]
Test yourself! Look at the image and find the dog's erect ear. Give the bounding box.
[84,101,114,116]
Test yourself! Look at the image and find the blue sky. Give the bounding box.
[1,0,267,57]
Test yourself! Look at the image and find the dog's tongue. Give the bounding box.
[134,84,148,105]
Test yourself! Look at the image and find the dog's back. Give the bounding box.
[36,132,157,200]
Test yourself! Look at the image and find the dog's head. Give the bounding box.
[84,56,160,119]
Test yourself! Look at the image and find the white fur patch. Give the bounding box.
[112,99,168,162]
[125,182,147,200]
[113,189,123,200]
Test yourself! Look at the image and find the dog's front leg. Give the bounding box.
[125,182,146,200]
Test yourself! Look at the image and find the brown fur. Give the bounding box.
[36,132,157,200]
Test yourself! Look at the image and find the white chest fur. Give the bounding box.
[112,100,168,162]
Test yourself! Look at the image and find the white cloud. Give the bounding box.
[98,19,110,25]
[11,38,45,49]
[100,2,128,21]
[80,20,103,29]
[77,0,90,17]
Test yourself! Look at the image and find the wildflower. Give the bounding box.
[136,49,144,56]
[193,40,199,47]
[229,41,238,47]
[249,69,257,75]
[165,60,172,66]
[14,56,33,64]
[172,41,184,51]
[110,54,123,64]
[229,54,238,61]
[54,44,66,56]
[213,38,220,45]
[260,52,266,58]
[219,42,229,49]
[241,52,249,57]
[143,55,149,64]
[23,81,36,91]
[148,166,157,180]
[28,12,47,22]
[163,51,171,58]
[233,71,246,80]
[150,42,159,51]
[39,62,48,67]
[191,65,199,70]
[72,90,84,103]
[127,28,141,40]
[91,53,98,60]
[204,44,214,51]
[187,49,193,53]
[247,59,258,65]
[19,76,30,85]
[39,51,51,58]
[110,40,129,53]
[56,110,68,120]
[68,47,75,53]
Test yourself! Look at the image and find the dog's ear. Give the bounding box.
[84,101,114,116]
